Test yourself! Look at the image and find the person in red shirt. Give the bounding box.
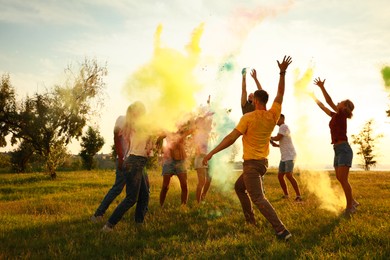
[311,77,359,216]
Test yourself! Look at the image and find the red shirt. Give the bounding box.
[329,111,348,144]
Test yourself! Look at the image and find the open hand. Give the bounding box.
[202,153,212,166]
[277,56,292,72]
[250,69,257,79]
[314,77,326,88]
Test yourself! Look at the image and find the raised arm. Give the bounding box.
[274,56,293,104]
[250,69,263,90]
[310,92,332,117]
[202,129,241,166]
[241,68,248,107]
[313,77,337,112]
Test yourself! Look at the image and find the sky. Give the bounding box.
[1,0,390,170]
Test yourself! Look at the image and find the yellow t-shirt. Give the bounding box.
[235,102,281,160]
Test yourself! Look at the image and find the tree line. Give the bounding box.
[0,59,107,178]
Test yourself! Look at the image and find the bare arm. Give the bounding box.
[311,93,332,117]
[314,77,337,112]
[274,56,293,104]
[270,140,280,147]
[241,68,247,107]
[203,129,241,165]
[271,133,284,142]
[250,69,262,90]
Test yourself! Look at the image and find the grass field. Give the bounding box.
[0,169,389,259]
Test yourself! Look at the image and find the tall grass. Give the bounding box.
[0,169,389,259]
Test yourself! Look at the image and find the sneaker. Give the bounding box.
[294,196,303,202]
[101,224,114,232]
[282,195,289,199]
[90,215,104,223]
[276,229,292,241]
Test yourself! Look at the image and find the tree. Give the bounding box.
[0,74,17,147]
[351,119,383,171]
[0,152,11,169]
[10,141,35,173]
[0,58,107,178]
[79,126,105,170]
[110,143,117,161]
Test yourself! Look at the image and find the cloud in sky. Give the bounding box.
[1,0,390,169]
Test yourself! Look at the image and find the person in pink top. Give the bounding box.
[311,77,359,216]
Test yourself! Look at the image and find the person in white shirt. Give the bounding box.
[102,101,153,231]
[270,114,302,201]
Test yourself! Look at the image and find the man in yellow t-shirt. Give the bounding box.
[203,55,293,241]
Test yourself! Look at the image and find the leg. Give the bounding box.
[196,168,206,203]
[107,156,146,226]
[234,173,255,225]
[94,161,126,217]
[201,169,212,201]
[135,168,150,223]
[333,142,355,210]
[277,161,288,197]
[335,166,353,209]
[177,172,188,205]
[278,173,289,196]
[285,172,301,197]
[244,160,286,233]
[160,174,172,207]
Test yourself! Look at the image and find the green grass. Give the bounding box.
[0,169,389,259]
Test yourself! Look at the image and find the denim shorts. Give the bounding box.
[333,142,353,167]
[162,159,187,175]
[278,160,295,174]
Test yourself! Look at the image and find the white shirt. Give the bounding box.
[278,123,297,161]
[127,130,152,157]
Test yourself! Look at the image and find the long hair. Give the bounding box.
[343,99,354,119]
[123,101,146,141]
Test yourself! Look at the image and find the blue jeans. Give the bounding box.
[94,159,126,217]
[108,155,149,226]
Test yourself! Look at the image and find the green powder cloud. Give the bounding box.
[381,66,390,88]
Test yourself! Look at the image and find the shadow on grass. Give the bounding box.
[0,174,51,185]
[0,202,363,259]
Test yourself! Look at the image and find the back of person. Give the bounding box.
[278,123,296,161]
[239,104,280,160]
[242,101,254,114]
[169,141,186,160]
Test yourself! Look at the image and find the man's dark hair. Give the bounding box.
[254,90,269,104]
